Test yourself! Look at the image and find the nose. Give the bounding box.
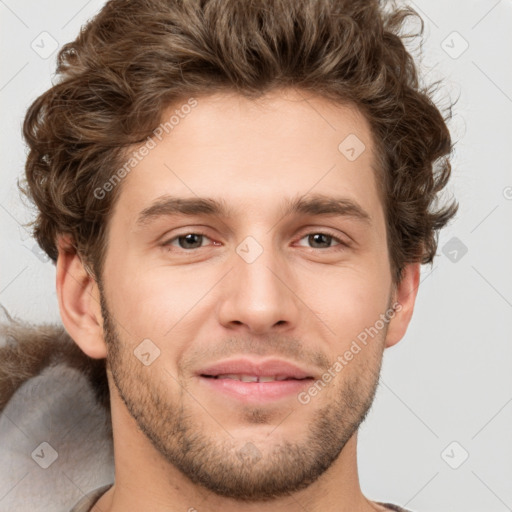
[216,238,300,335]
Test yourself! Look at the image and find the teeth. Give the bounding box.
[217,374,247,380]
[215,374,293,382]
[258,376,276,382]
[240,375,258,382]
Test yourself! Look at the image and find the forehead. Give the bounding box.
[111,88,382,229]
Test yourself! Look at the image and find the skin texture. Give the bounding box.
[56,88,420,512]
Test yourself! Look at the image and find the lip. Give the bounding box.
[196,358,316,403]
[197,358,315,379]
[199,376,313,403]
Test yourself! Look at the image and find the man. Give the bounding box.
[1,0,457,511]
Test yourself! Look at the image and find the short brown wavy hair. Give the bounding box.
[21,0,458,285]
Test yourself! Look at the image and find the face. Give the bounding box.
[98,88,396,500]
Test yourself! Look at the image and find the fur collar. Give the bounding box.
[0,308,114,511]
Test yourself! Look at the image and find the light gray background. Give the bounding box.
[0,1,511,511]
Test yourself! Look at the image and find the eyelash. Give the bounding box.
[161,230,350,252]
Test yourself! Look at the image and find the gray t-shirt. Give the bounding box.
[69,484,113,512]
[69,484,413,512]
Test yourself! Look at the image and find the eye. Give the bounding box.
[161,230,350,253]
[163,232,215,251]
[296,232,348,250]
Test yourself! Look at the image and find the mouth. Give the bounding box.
[201,374,312,382]
[196,358,316,403]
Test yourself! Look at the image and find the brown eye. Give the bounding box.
[296,232,348,250]
[163,232,211,250]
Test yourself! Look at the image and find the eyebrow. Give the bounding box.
[135,193,372,227]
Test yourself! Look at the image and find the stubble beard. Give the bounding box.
[99,291,385,501]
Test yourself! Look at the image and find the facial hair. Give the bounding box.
[99,288,388,502]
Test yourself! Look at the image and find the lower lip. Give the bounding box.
[198,376,313,403]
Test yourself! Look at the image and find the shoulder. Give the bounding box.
[69,484,113,512]
[375,502,415,512]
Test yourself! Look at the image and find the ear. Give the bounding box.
[55,234,107,359]
[384,262,421,349]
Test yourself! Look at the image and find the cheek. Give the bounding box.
[304,265,391,347]
[106,260,213,347]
